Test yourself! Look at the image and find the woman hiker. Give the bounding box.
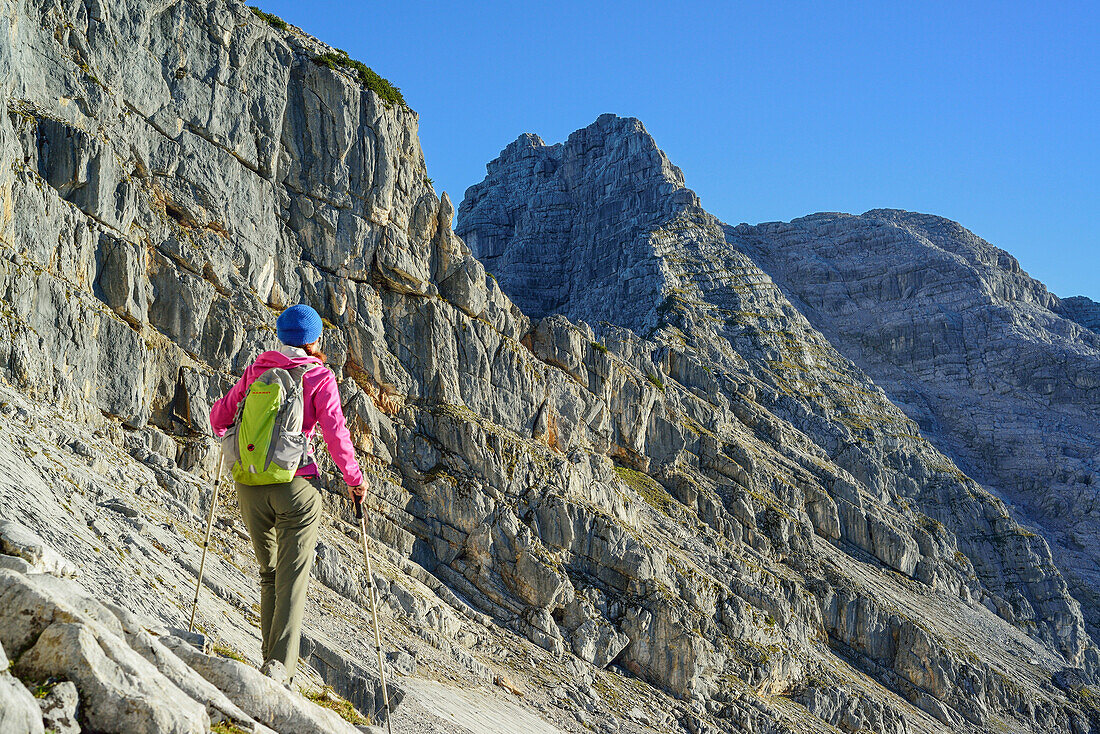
[209,303,365,681]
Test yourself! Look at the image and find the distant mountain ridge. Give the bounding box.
[730,207,1100,639]
[1061,295,1100,334]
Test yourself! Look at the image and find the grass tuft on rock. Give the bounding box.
[211,722,252,734]
[646,372,665,391]
[248,6,288,31]
[211,643,247,663]
[614,465,675,517]
[313,51,405,107]
[305,685,369,725]
[591,340,609,355]
[14,673,59,699]
[29,680,54,698]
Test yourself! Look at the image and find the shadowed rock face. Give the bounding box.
[1060,295,1100,335]
[730,210,1100,636]
[458,115,691,333]
[460,114,1100,731]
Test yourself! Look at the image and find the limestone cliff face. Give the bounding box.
[460,114,1100,732]
[0,2,710,731]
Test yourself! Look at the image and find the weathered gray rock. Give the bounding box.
[571,618,629,669]
[0,639,44,734]
[260,658,290,687]
[1059,295,1100,334]
[1,0,1097,730]
[732,209,1100,639]
[16,622,209,734]
[795,680,910,734]
[0,553,35,574]
[0,521,79,577]
[37,680,80,734]
[0,570,210,733]
[459,114,1100,730]
[164,636,363,734]
[458,119,685,333]
[0,569,125,657]
[108,604,267,732]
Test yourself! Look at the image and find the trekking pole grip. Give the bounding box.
[354,496,364,520]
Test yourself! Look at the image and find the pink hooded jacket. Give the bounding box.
[209,347,363,487]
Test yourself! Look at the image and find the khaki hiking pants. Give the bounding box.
[236,475,322,678]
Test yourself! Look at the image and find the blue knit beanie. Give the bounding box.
[276,304,324,346]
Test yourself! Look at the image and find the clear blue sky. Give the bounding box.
[259,0,1098,299]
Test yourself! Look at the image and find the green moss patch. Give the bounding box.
[646,372,665,391]
[614,465,675,517]
[29,679,56,698]
[211,722,252,734]
[211,643,247,663]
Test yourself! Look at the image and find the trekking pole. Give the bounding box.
[355,496,394,734]
[189,447,225,633]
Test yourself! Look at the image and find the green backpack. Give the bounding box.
[222,365,311,485]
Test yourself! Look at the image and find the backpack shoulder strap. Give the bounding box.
[289,365,310,382]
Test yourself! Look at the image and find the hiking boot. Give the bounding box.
[260,658,288,687]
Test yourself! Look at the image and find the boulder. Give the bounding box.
[0,521,79,577]
[0,569,124,657]
[108,604,267,732]
[163,636,365,734]
[571,618,629,668]
[38,680,80,734]
[0,639,44,734]
[16,622,209,734]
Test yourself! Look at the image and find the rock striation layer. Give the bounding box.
[460,113,1100,732]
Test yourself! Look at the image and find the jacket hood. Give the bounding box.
[252,348,324,371]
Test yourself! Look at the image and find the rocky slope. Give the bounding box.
[2,1,1098,733]
[0,1,716,731]
[729,211,1100,641]
[459,113,1100,732]
[1060,295,1100,335]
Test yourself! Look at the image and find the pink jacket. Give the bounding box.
[209,347,363,486]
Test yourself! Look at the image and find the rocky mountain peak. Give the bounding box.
[484,115,688,192]
[862,208,1053,301]
[458,114,701,332]
[733,206,1100,647]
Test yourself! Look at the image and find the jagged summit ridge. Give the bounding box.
[459,114,697,331]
